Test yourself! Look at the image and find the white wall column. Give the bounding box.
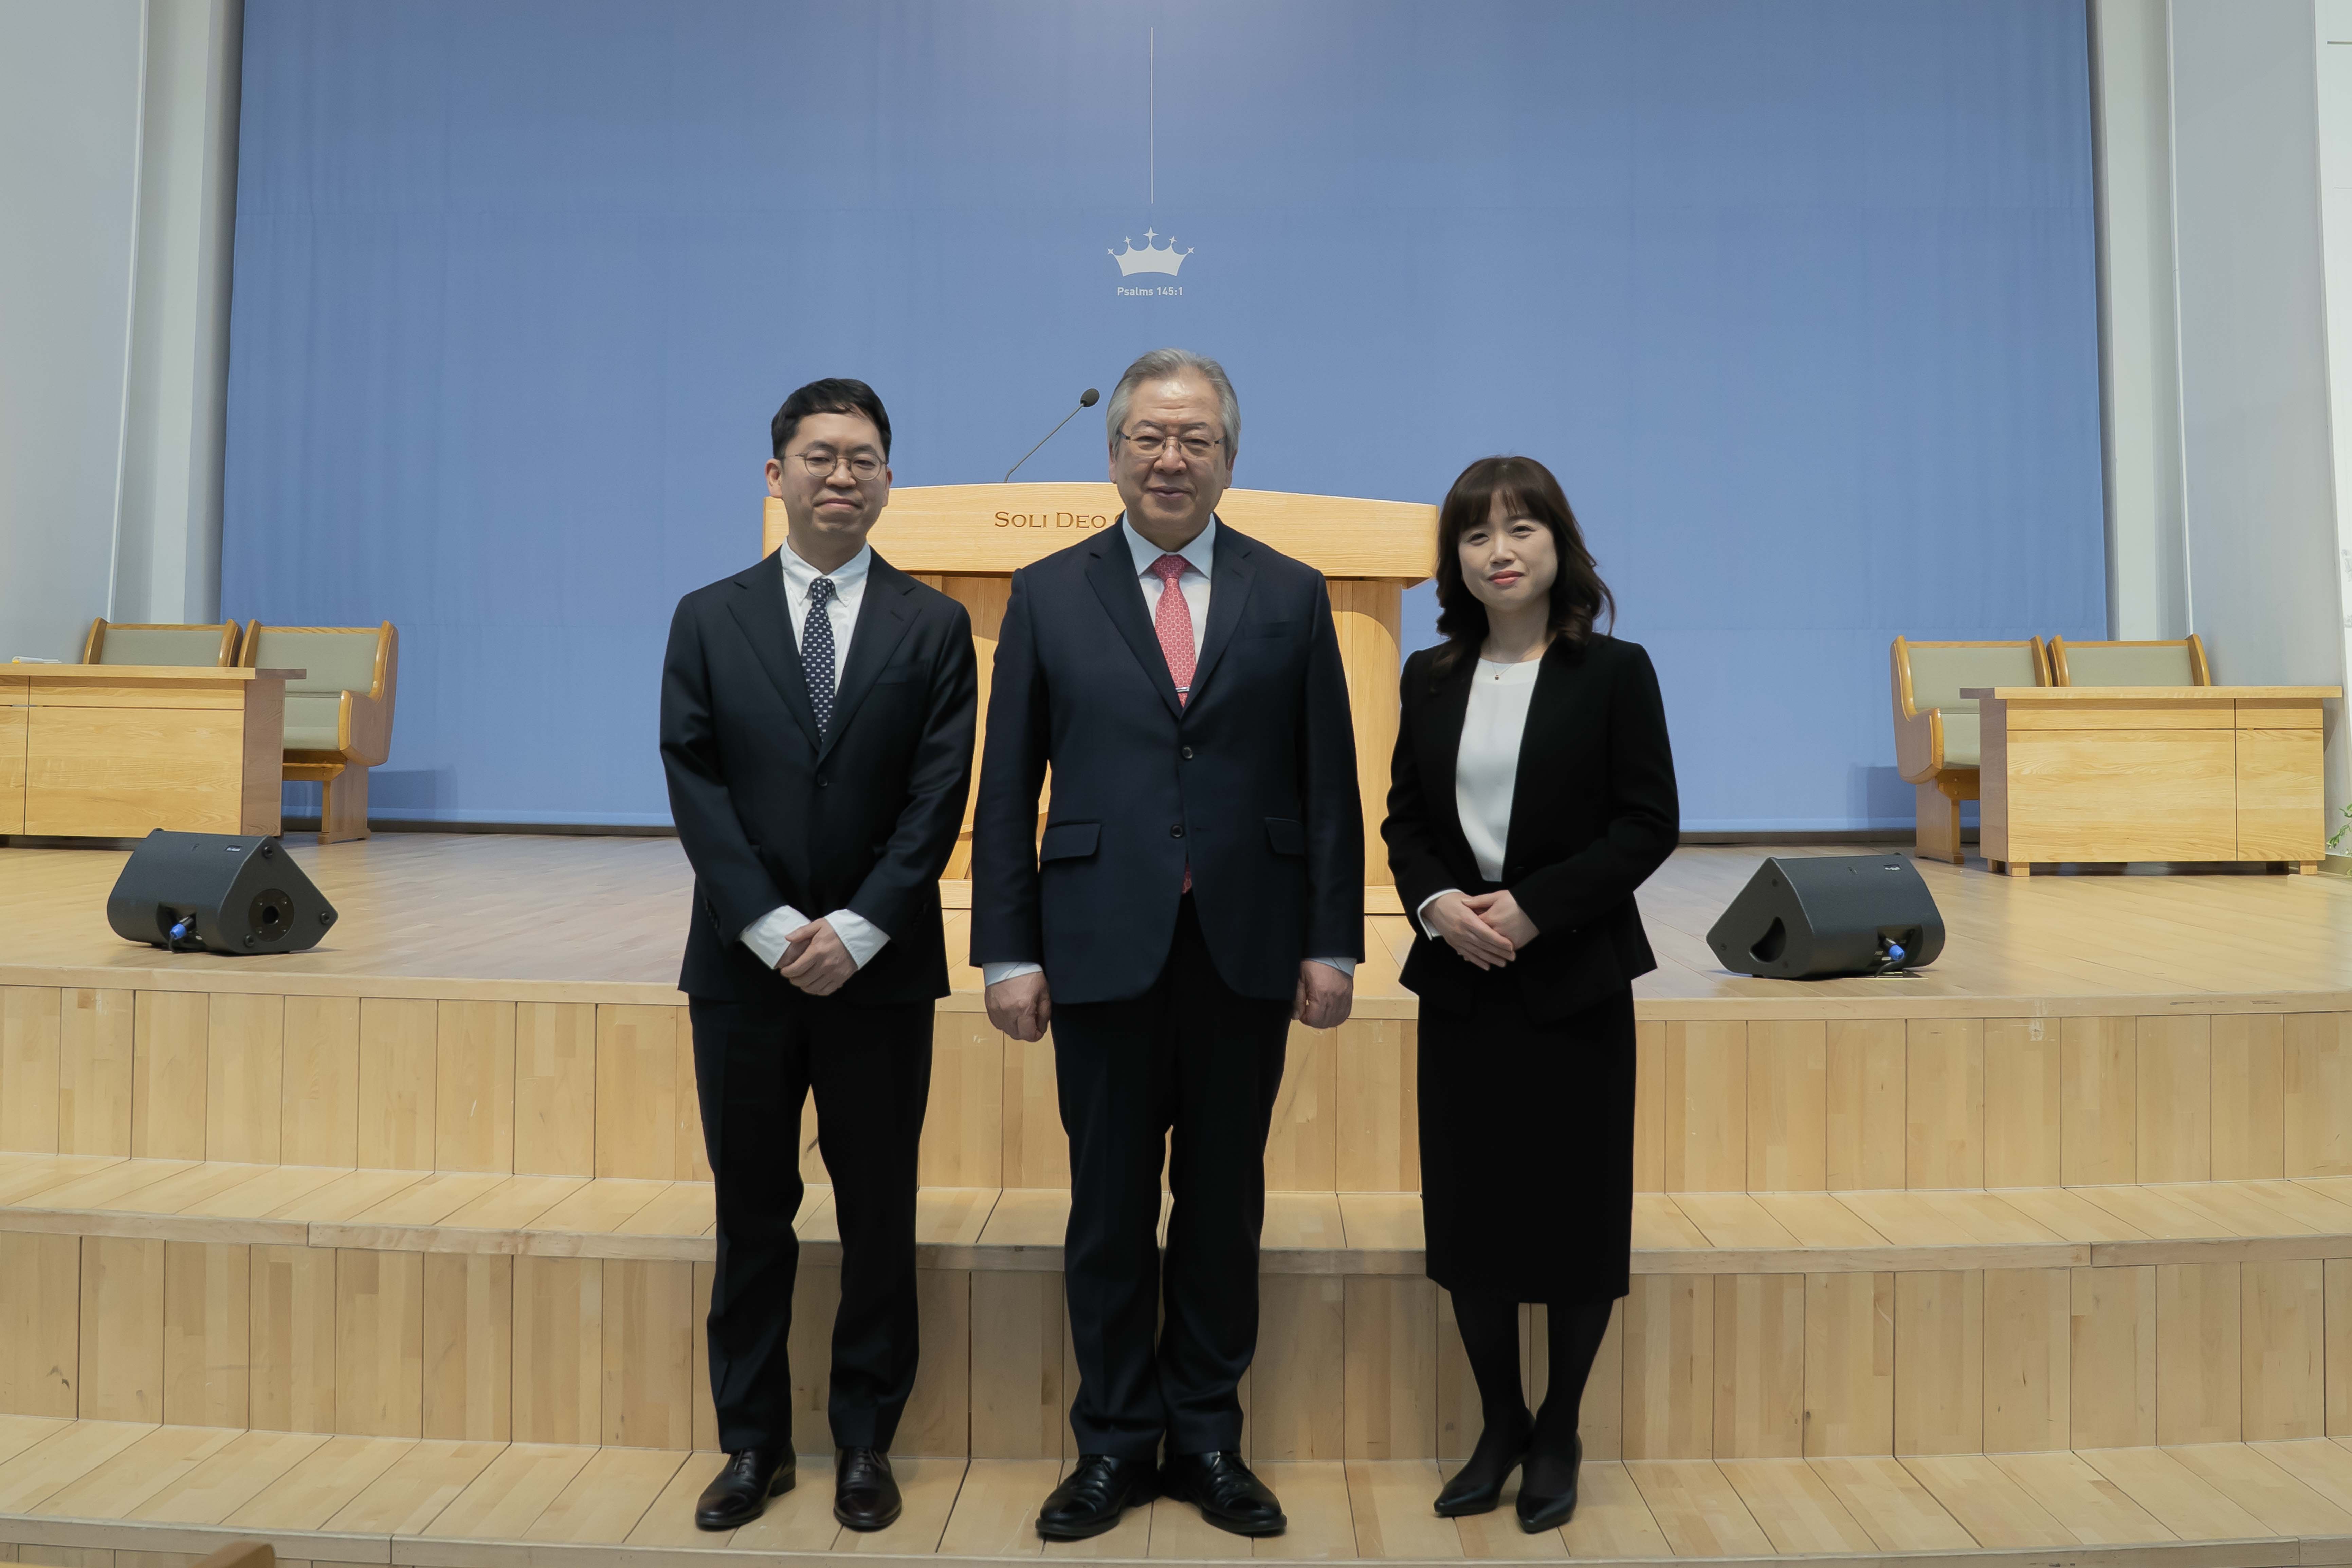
[2314,0,2352,845]
[2170,0,2348,814]
[2090,0,2191,640]
[115,0,243,627]
[0,0,240,663]
[0,0,147,660]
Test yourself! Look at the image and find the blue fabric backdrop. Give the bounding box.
[222,0,2104,829]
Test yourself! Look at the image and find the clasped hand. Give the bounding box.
[1424,890,1538,970]
[775,918,856,996]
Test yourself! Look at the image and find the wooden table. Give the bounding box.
[0,664,299,838]
[1964,684,2341,874]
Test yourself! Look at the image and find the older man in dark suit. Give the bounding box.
[972,348,1363,1541]
[661,378,976,1534]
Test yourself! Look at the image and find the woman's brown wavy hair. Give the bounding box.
[1430,455,1614,675]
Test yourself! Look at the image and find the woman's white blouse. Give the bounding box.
[1455,656,1543,882]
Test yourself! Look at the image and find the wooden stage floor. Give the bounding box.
[15,1423,2352,1568]
[2,832,2348,1019]
[10,835,2352,1568]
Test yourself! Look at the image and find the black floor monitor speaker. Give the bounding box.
[107,831,337,955]
[1705,854,1944,979]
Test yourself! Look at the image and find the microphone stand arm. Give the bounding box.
[1004,404,1091,483]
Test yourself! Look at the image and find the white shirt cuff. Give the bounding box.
[1416,890,1462,941]
[1307,956,1355,978]
[825,909,891,970]
[741,906,892,972]
[740,905,809,970]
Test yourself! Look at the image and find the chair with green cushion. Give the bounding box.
[80,618,240,667]
[1890,636,2049,865]
[2049,634,2210,687]
[239,622,399,844]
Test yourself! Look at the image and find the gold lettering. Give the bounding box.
[992,510,1117,529]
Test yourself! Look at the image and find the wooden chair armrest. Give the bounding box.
[1894,706,1944,784]
[340,689,394,767]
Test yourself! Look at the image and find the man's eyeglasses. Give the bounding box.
[1117,429,1226,462]
[793,449,883,480]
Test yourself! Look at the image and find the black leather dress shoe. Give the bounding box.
[833,1446,901,1531]
[1160,1451,1287,1537]
[695,1447,796,1530]
[1434,1414,1531,1517]
[1037,1454,1158,1540]
[1516,1433,1582,1532]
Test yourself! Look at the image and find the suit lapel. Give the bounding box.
[1501,639,1579,868]
[819,552,921,763]
[1424,650,1480,877]
[1086,524,1184,721]
[724,555,822,749]
[1186,520,1258,705]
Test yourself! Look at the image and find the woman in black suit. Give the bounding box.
[1382,456,1677,1530]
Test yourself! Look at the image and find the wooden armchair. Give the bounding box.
[240,621,398,844]
[2049,633,2210,686]
[81,618,240,666]
[1891,637,2049,864]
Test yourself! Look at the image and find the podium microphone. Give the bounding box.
[1003,388,1100,482]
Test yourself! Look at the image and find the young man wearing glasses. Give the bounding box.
[660,378,977,1534]
[972,348,1364,1540]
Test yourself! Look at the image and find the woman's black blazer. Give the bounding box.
[1382,633,1679,1022]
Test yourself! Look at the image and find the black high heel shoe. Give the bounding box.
[1433,1413,1532,1517]
[1515,1433,1581,1532]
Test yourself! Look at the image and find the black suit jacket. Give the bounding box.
[660,548,977,1005]
[970,520,1363,1004]
[1382,633,1678,1021]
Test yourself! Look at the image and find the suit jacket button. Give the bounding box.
[817,776,830,788]
[1181,746,1195,761]
[1170,824,1185,838]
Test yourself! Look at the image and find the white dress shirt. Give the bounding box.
[1417,655,1542,938]
[1125,512,1217,663]
[740,539,889,973]
[779,535,869,690]
[983,517,1355,990]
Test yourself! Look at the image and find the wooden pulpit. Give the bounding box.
[763,484,1437,905]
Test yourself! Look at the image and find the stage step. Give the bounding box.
[14,1154,2352,1274]
[8,1155,2352,1462]
[8,1420,2352,1567]
[12,979,2352,1214]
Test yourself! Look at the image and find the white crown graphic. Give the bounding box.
[1109,228,1192,277]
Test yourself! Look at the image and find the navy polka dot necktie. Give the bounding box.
[803,577,837,737]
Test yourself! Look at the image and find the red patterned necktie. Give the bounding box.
[1150,553,1196,704]
[1150,553,1195,892]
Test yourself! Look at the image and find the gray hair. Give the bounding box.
[1105,347,1240,457]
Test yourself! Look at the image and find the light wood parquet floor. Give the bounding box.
[11,1416,2352,1567]
[3,835,2349,1017]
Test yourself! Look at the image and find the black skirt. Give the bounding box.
[1417,985,1636,1304]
